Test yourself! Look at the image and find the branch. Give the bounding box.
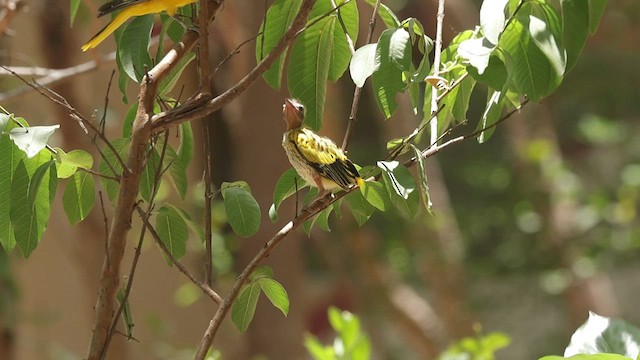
[341,0,381,151]
[85,2,225,359]
[429,0,446,147]
[151,0,316,133]
[0,51,116,102]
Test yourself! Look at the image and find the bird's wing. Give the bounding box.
[97,0,148,17]
[293,129,360,189]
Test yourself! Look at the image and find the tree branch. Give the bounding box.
[85,2,225,359]
[151,0,316,133]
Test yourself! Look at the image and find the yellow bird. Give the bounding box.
[82,0,196,51]
[282,98,364,194]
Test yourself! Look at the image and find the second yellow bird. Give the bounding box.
[82,0,196,51]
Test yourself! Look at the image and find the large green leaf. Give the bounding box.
[359,180,389,212]
[308,0,359,81]
[155,205,188,260]
[139,148,160,202]
[288,15,336,131]
[269,168,307,222]
[564,312,640,359]
[372,28,407,119]
[99,138,129,202]
[0,133,24,252]
[476,89,506,143]
[63,171,96,225]
[10,154,57,258]
[480,0,510,44]
[222,186,261,237]
[499,3,564,101]
[540,355,633,360]
[158,51,195,96]
[588,0,607,34]
[117,15,154,82]
[410,145,432,213]
[560,0,590,72]
[350,43,377,88]
[257,277,289,317]
[257,0,303,89]
[377,161,419,218]
[345,189,375,226]
[232,282,261,333]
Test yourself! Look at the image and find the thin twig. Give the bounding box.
[0,51,117,102]
[341,0,381,150]
[429,0,446,147]
[0,65,129,172]
[135,204,223,304]
[203,119,214,286]
[212,32,262,77]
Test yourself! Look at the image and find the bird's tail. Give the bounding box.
[82,10,130,51]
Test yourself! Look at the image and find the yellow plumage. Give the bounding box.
[281,99,364,193]
[82,0,196,51]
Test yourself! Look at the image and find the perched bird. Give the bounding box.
[82,0,196,51]
[282,98,364,194]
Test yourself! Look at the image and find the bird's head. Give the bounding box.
[283,98,305,130]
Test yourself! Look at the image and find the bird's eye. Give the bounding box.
[296,105,305,115]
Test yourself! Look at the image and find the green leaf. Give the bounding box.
[63,171,95,225]
[155,205,188,259]
[540,355,633,360]
[316,0,359,81]
[0,134,24,252]
[257,0,303,89]
[345,190,374,226]
[56,148,94,179]
[564,312,640,359]
[287,15,335,131]
[529,3,566,77]
[139,148,160,202]
[70,0,81,26]
[250,265,275,280]
[117,15,154,82]
[222,181,251,194]
[8,125,60,158]
[231,282,261,333]
[467,53,508,90]
[99,138,128,202]
[359,180,388,211]
[270,168,307,222]
[377,161,419,218]
[163,13,187,43]
[363,0,401,28]
[304,334,335,360]
[372,28,407,118]
[222,186,261,237]
[158,51,195,96]
[451,72,477,123]
[166,122,193,199]
[560,0,590,72]
[477,89,506,143]
[480,0,510,44]
[257,277,290,316]
[458,37,495,75]
[499,3,563,101]
[588,0,607,34]
[11,155,57,258]
[410,145,432,212]
[350,43,377,88]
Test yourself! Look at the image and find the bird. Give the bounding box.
[281,98,364,195]
[82,0,196,51]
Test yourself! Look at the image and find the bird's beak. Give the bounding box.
[283,99,302,129]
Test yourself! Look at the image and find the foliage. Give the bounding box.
[538,313,640,360]
[0,0,613,358]
[304,307,371,360]
[437,331,510,360]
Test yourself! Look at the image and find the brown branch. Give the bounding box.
[198,0,212,95]
[0,51,117,102]
[151,0,316,133]
[85,2,225,358]
[341,0,381,151]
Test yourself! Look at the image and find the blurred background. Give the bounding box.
[0,0,639,359]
